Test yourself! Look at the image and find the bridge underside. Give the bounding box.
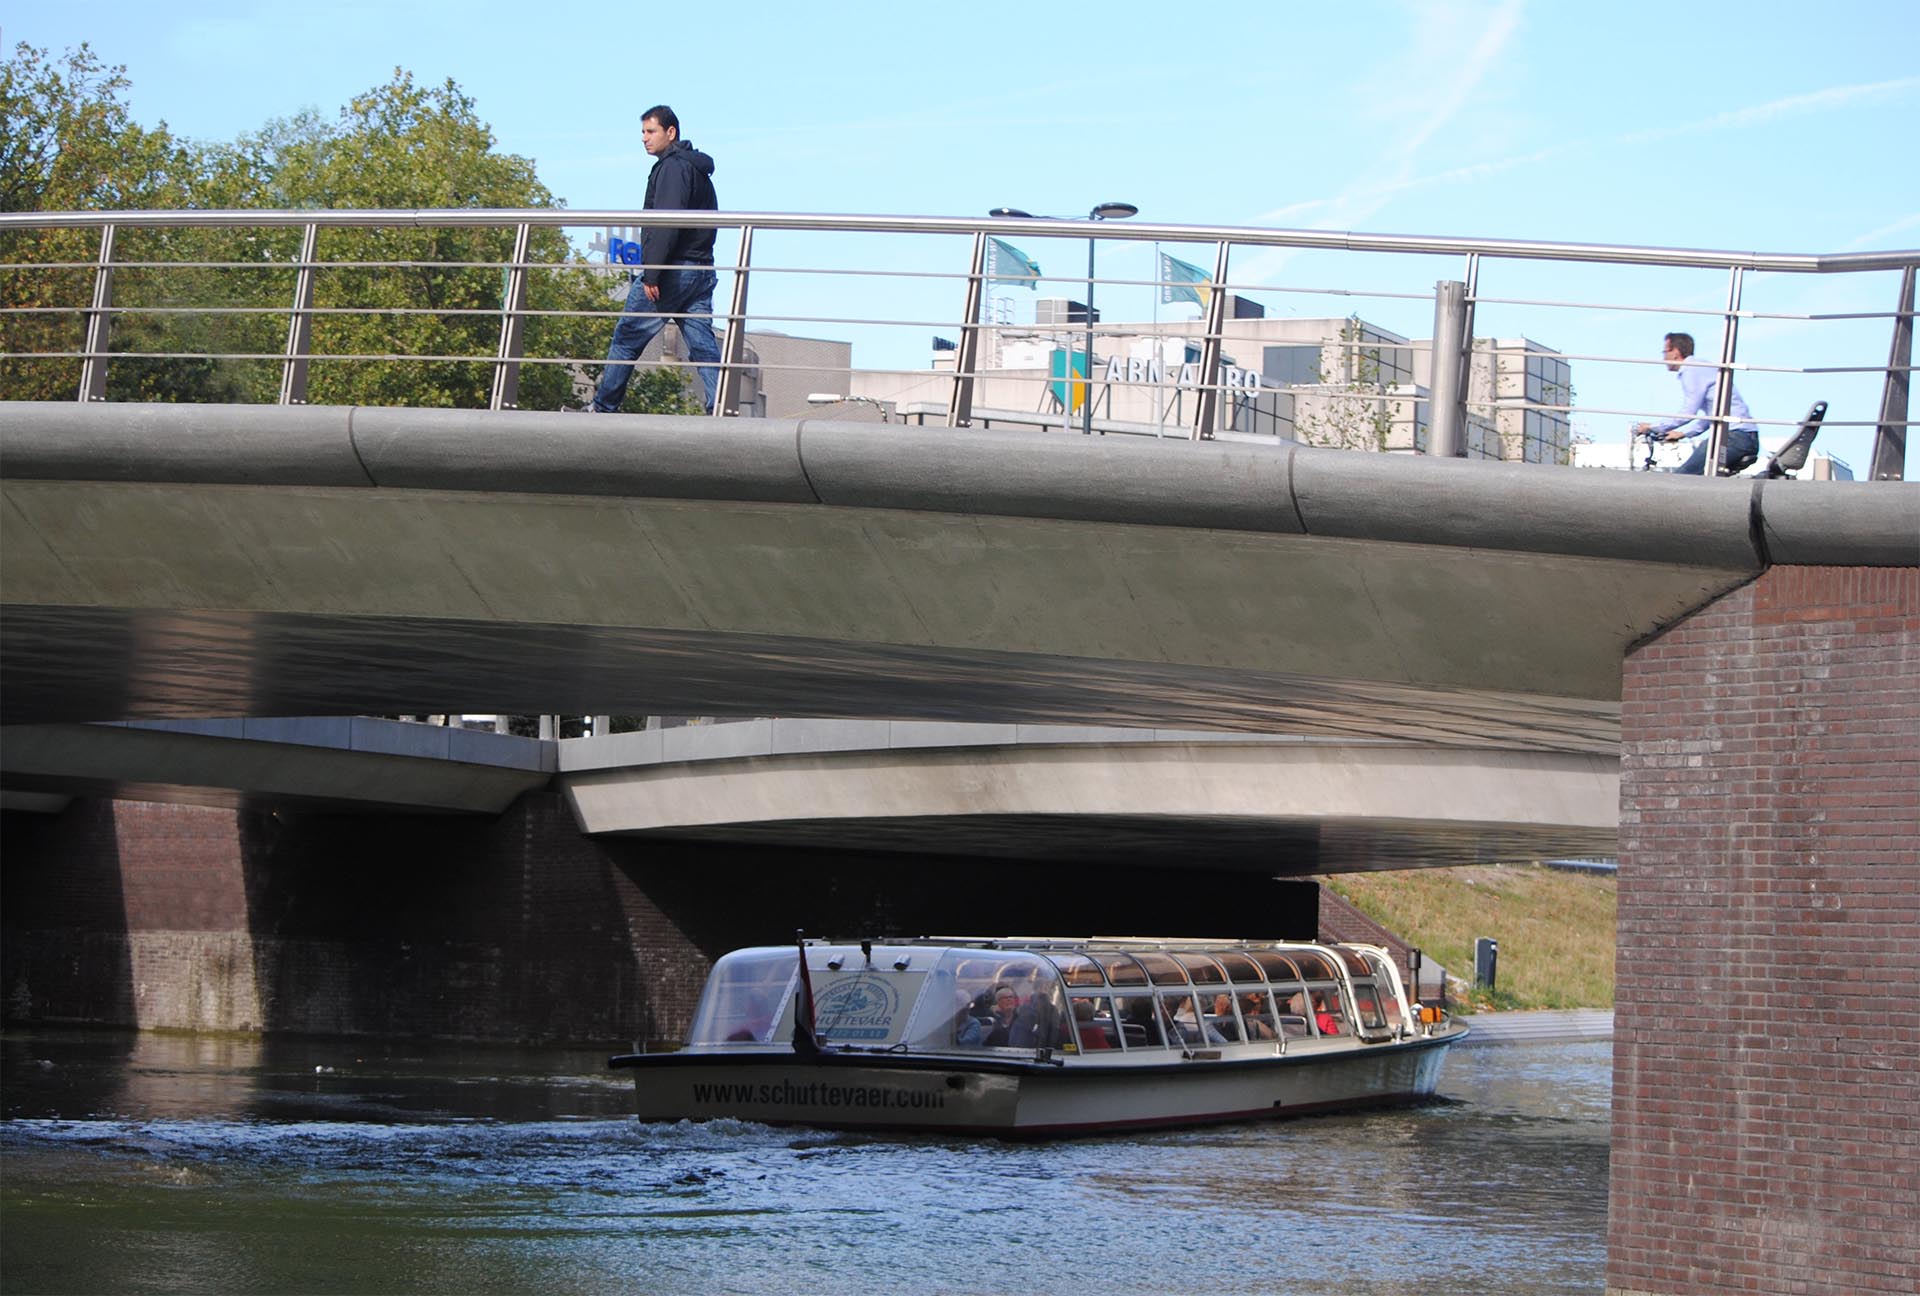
[0,604,1621,753]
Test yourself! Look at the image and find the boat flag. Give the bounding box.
[1159,251,1212,308]
[792,930,821,1055]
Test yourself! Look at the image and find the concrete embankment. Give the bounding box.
[1453,1008,1612,1046]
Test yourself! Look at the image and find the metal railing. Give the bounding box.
[1,208,1912,478]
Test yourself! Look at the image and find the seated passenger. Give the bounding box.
[1072,999,1112,1050]
[1170,996,1226,1046]
[1120,996,1163,1047]
[952,987,995,1046]
[1007,990,1056,1049]
[724,992,774,1043]
[963,983,1019,1047]
[1239,992,1278,1041]
[1312,992,1343,1037]
[1209,993,1244,1042]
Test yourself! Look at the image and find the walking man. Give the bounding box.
[1632,331,1759,475]
[591,105,721,413]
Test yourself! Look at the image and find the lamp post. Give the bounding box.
[991,202,1138,434]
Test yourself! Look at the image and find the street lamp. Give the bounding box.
[991,202,1138,434]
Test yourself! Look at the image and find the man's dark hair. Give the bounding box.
[642,104,680,133]
[1665,332,1696,359]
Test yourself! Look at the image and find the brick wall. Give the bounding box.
[1610,565,1920,1296]
[3,794,1320,1045]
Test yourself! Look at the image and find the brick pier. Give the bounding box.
[1610,566,1919,1296]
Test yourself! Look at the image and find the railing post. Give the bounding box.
[1869,263,1913,482]
[488,222,532,411]
[76,223,116,403]
[947,231,987,427]
[1190,240,1232,440]
[279,222,319,406]
[714,224,754,417]
[1704,265,1744,475]
[1428,279,1471,457]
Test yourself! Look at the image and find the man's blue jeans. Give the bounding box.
[1672,426,1759,475]
[592,267,720,413]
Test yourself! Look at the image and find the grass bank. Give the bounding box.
[1325,864,1616,1011]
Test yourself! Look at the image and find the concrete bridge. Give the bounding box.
[3,387,1917,1295]
[5,400,1909,736]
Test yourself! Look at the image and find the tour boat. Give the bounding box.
[610,936,1467,1135]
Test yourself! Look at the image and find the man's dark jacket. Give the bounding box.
[640,140,717,287]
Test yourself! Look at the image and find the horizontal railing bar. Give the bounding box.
[1473,293,1908,325]
[5,208,1914,274]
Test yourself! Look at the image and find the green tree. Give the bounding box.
[2,55,699,414]
[0,41,229,401]
[224,70,695,413]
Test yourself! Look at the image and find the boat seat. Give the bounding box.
[1121,1023,1149,1048]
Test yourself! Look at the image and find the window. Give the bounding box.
[901,950,1067,1052]
[687,948,795,1046]
[1135,952,1191,985]
[1069,995,1120,1051]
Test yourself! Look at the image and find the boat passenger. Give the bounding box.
[1239,992,1278,1040]
[724,992,774,1043]
[1170,996,1227,1046]
[1312,992,1343,1037]
[1209,993,1245,1042]
[975,990,1021,1052]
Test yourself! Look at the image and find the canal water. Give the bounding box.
[1,1029,1610,1294]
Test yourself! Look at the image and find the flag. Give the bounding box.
[931,336,957,352]
[986,237,1042,290]
[1160,251,1212,309]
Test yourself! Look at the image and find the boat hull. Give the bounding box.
[614,1030,1462,1136]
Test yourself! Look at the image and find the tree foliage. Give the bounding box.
[1,49,698,413]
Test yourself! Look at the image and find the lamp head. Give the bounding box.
[989,207,1032,218]
[1090,202,1138,221]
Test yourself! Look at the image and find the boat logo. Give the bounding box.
[814,975,901,1041]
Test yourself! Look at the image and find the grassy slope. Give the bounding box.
[1325,864,1617,1011]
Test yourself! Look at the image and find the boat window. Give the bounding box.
[1234,989,1281,1041]
[1359,952,1406,1026]
[1111,994,1168,1049]
[1290,951,1339,982]
[1307,988,1349,1037]
[1069,995,1121,1052]
[1250,951,1304,983]
[1161,990,1226,1046]
[1350,982,1388,1031]
[1174,954,1228,985]
[1198,989,1245,1042]
[1263,982,1312,1037]
[1096,954,1149,986]
[1135,953,1191,985]
[1213,952,1263,983]
[1332,947,1372,976]
[1049,953,1107,988]
[686,947,796,1046]
[901,950,1068,1052]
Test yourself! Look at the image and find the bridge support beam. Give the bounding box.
[1609,564,1919,1296]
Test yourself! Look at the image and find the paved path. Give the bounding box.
[1453,1008,1613,1046]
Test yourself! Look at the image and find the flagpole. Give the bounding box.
[1154,243,1165,439]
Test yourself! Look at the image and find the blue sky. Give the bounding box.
[9,0,1917,472]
